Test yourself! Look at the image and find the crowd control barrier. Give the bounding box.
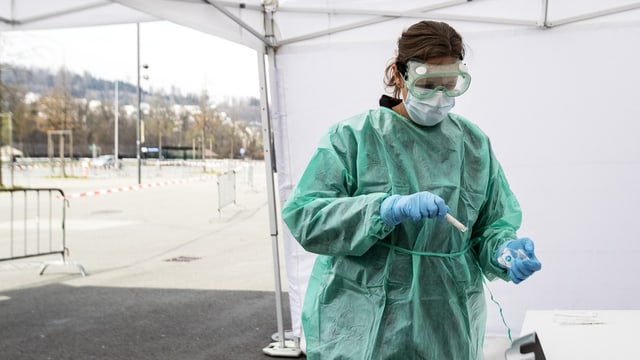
[217,171,236,215]
[0,188,86,276]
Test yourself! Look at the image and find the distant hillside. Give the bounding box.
[0,62,264,160]
[0,63,201,106]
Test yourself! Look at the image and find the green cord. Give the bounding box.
[481,274,513,343]
[376,241,473,257]
[376,240,515,343]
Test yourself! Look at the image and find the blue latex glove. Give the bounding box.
[496,238,542,284]
[380,192,449,227]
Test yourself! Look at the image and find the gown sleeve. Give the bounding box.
[282,124,394,256]
[471,145,522,281]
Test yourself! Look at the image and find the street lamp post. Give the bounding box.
[136,24,150,185]
[114,80,119,170]
[136,23,142,185]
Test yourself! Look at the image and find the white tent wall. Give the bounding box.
[274,17,640,338]
[458,20,640,335]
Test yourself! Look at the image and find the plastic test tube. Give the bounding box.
[445,213,468,233]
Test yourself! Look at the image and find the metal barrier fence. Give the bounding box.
[0,188,86,276]
[217,171,236,214]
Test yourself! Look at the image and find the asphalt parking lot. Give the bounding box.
[0,160,298,359]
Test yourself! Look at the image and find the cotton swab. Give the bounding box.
[445,213,468,233]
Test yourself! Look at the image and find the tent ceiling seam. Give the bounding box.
[545,2,640,27]
[0,16,19,26]
[276,5,455,16]
[11,1,112,27]
[397,13,537,26]
[275,3,640,45]
[217,0,263,11]
[201,0,270,46]
[278,0,468,46]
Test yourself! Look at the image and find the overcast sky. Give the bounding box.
[0,21,260,100]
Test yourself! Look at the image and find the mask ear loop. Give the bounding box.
[393,62,408,98]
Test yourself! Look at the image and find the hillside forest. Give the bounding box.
[0,63,263,160]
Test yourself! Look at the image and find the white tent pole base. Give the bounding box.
[262,340,302,357]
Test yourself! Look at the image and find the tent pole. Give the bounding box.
[202,0,269,45]
[136,22,142,185]
[539,0,549,27]
[259,5,301,357]
[546,3,640,27]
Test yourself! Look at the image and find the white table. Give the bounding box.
[519,310,640,359]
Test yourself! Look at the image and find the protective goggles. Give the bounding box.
[403,60,471,98]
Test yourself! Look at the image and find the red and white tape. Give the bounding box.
[61,176,213,199]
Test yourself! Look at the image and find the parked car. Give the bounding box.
[91,155,119,169]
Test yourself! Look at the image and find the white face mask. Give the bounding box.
[404,91,455,126]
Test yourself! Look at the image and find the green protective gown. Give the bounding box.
[282,105,521,360]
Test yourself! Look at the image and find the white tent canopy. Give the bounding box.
[3,0,640,356]
[3,1,640,46]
